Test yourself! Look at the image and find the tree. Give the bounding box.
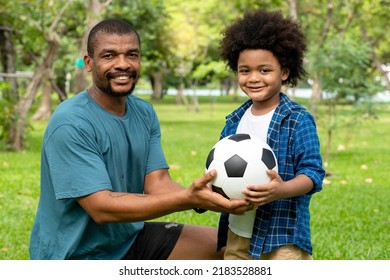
[73,0,113,95]
[13,2,71,150]
[299,0,390,118]
[1,0,389,151]
[313,35,381,160]
[0,1,21,149]
[358,0,390,92]
[298,0,387,161]
[299,0,337,117]
[0,25,18,102]
[0,0,79,150]
[108,0,172,100]
[164,0,282,107]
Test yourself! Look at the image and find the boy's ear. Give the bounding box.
[281,68,290,81]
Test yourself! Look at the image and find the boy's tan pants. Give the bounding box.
[224,228,313,260]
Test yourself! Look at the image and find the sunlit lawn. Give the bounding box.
[0,94,389,259]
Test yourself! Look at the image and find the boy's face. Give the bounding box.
[237,49,289,110]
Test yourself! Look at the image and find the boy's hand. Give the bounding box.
[241,169,284,207]
[242,170,314,208]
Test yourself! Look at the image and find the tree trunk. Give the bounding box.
[31,72,53,121]
[191,82,199,113]
[220,78,232,96]
[192,94,199,112]
[0,26,19,147]
[232,80,239,102]
[360,24,390,92]
[324,100,334,162]
[14,36,59,150]
[307,0,333,119]
[176,82,190,110]
[288,0,298,21]
[150,72,164,100]
[0,26,18,102]
[309,74,322,118]
[50,77,67,101]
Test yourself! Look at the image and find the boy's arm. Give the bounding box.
[242,170,313,206]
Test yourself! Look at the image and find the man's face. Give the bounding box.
[85,32,141,97]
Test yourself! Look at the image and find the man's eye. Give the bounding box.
[128,53,139,58]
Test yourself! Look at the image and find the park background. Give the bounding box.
[0,0,389,260]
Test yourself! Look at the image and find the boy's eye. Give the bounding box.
[238,69,249,74]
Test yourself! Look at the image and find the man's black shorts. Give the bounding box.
[122,222,184,260]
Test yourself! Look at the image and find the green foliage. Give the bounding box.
[310,34,383,102]
[360,0,390,61]
[1,0,389,149]
[0,81,15,150]
[191,61,231,82]
[107,0,172,73]
[0,0,85,90]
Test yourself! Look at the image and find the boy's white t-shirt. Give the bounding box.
[228,105,275,238]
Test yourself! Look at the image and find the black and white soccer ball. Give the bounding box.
[205,133,278,199]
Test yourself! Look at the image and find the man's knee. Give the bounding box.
[169,225,222,260]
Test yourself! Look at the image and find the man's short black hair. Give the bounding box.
[220,9,307,87]
[87,19,140,56]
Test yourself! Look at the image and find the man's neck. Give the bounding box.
[87,86,127,117]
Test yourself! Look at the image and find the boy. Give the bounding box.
[216,10,325,260]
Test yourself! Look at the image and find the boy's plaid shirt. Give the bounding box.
[216,93,325,259]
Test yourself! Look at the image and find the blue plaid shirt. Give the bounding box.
[216,93,325,259]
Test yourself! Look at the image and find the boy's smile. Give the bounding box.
[237,49,289,115]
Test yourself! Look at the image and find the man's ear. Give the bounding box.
[84,55,92,72]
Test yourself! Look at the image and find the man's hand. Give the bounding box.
[187,169,254,215]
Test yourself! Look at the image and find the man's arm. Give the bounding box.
[77,169,253,224]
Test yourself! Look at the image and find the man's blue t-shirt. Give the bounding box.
[29,91,169,259]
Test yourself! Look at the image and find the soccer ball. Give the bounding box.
[205,133,278,199]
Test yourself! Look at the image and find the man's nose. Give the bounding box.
[115,54,131,69]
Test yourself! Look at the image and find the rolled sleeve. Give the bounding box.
[294,114,325,194]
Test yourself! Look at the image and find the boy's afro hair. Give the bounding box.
[220,9,307,87]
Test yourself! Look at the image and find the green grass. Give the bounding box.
[0,122,44,260]
[1,94,389,259]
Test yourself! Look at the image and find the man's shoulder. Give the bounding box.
[127,94,153,109]
[127,94,157,118]
[46,91,95,133]
[53,91,90,115]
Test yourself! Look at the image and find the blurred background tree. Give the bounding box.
[0,0,388,151]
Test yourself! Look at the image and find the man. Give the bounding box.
[29,19,251,260]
